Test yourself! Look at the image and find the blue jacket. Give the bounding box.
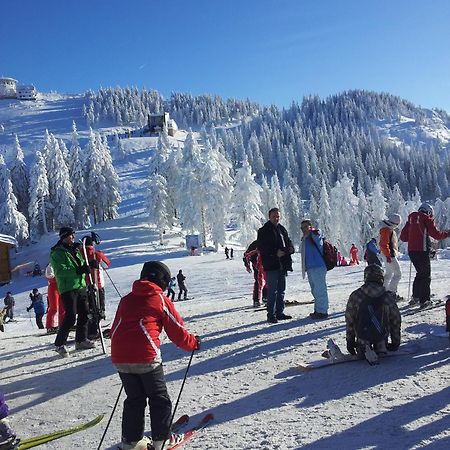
[28,293,45,315]
[301,230,326,277]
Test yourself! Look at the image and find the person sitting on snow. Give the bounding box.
[345,264,401,364]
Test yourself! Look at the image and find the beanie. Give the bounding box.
[140,261,171,290]
[59,226,75,239]
[364,264,384,284]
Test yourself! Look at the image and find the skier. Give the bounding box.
[26,288,45,329]
[45,263,65,334]
[3,292,14,322]
[379,213,402,299]
[110,261,200,450]
[243,240,267,307]
[400,203,450,308]
[176,269,188,301]
[50,226,94,357]
[349,244,359,265]
[230,248,234,259]
[82,235,111,340]
[167,277,176,301]
[257,207,294,323]
[300,219,329,319]
[345,264,401,364]
[364,238,382,267]
[0,391,16,449]
[224,247,229,259]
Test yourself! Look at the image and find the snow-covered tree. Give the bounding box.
[10,134,30,218]
[230,158,264,246]
[0,155,29,243]
[369,179,387,224]
[282,182,303,246]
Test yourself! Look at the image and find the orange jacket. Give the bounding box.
[379,227,398,258]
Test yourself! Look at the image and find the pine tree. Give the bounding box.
[10,134,30,218]
[0,155,29,243]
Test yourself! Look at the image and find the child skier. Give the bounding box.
[26,288,46,329]
[111,261,200,450]
[167,277,176,301]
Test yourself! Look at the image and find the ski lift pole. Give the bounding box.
[81,237,107,355]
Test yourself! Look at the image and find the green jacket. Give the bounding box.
[50,242,87,294]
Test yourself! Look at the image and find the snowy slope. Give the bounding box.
[1,218,449,450]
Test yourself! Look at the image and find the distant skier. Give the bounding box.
[400,203,450,308]
[50,226,94,357]
[349,244,359,265]
[230,247,234,259]
[167,277,176,301]
[379,213,402,299]
[26,288,45,329]
[110,261,200,450]
[176,269,188,301]
[345,264,401,365]
[243,240,267,307]
[45,263,65,334]
[3,292,14,322]
[225,247,229,259]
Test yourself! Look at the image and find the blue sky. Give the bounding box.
[2,0,450,110]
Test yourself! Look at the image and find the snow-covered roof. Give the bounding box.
[17,85,36,90]
[0,77,18,83]
[0,233,17,246]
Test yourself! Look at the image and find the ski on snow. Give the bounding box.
[402,299,444,316]
[9,414,104,449]
[168,413,214,450]
[297,340,420,371]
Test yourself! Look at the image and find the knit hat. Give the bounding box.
[364,264,384,284]
[140,261,171,290]
[59,227,75,239]
[383,213,401,227]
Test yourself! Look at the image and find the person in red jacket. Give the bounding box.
[111,261,200,450]
[349,244,359,265]
[400,203,450,308]
[82,235,111,339]
[45,263,65,334]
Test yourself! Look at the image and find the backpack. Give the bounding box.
[356,293,388,343]
[309,236,337,271]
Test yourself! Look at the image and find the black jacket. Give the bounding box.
[257,221,294,272]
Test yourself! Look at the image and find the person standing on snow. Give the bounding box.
[50,226,94,357]
[345,264,401,364]
[257,207,295,323]
[224,247,229,259]
[364,238,382,267]
[176,269,188,301]
[26,288,45,329]
[82,235,111,340]
[379,213,402,299]
[45,263,65,334]
[111,261,200,450]
[400,203,450,308]
[3,292,15,322]
[349,244,360,265]
[167,277,176,301]
[243,240,267,307]
[300,219,329,320]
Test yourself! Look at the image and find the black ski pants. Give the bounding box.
[409,251,431,304]
[87,287,106,338]
[178,283,188,301]
[119,364,172,443]
[55,288,89,346]
[35,312,44,329]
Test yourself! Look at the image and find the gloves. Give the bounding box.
[89,260,99,269]
[194,335,201,350]
[386,342,399,352]
[386,255,392,263]
[76,264,91,275]
[346,339,357,355]
[26,307,31,312]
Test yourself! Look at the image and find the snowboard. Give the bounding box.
[297,341,420,371]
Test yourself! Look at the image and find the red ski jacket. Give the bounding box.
[111,280,198,364]
[84,245,110,288]
[400,211,449,252]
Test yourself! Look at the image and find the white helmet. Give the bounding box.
[387,213,401,226]
[418,203,434,216]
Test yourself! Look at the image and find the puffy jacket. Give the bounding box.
[28,293,46,315]
[111,280,198,364]
[379,225,399,257]
[300,230,326,278]
[257,221,294,272]
[400,211,449,252]
[50,242,87,294]
[345,282,401,347]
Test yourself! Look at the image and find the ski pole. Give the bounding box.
[162,349,195,449]
[103,269,123,298]
[407,260,412,302]
[96,385,123,450]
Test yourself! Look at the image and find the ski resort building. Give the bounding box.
[17,85,37,100]
[0,234,17,285]
[0,77,18,99]
[145,113,178,136]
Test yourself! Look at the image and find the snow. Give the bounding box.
[1,217,450,449]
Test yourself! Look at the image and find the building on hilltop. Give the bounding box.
[0,77,18,99]
[17,85,37,100]
[145,113,178,137]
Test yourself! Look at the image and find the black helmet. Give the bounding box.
[364,264,384,284]
[140,261,171,290]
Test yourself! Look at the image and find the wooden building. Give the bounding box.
[0,234,17,285]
